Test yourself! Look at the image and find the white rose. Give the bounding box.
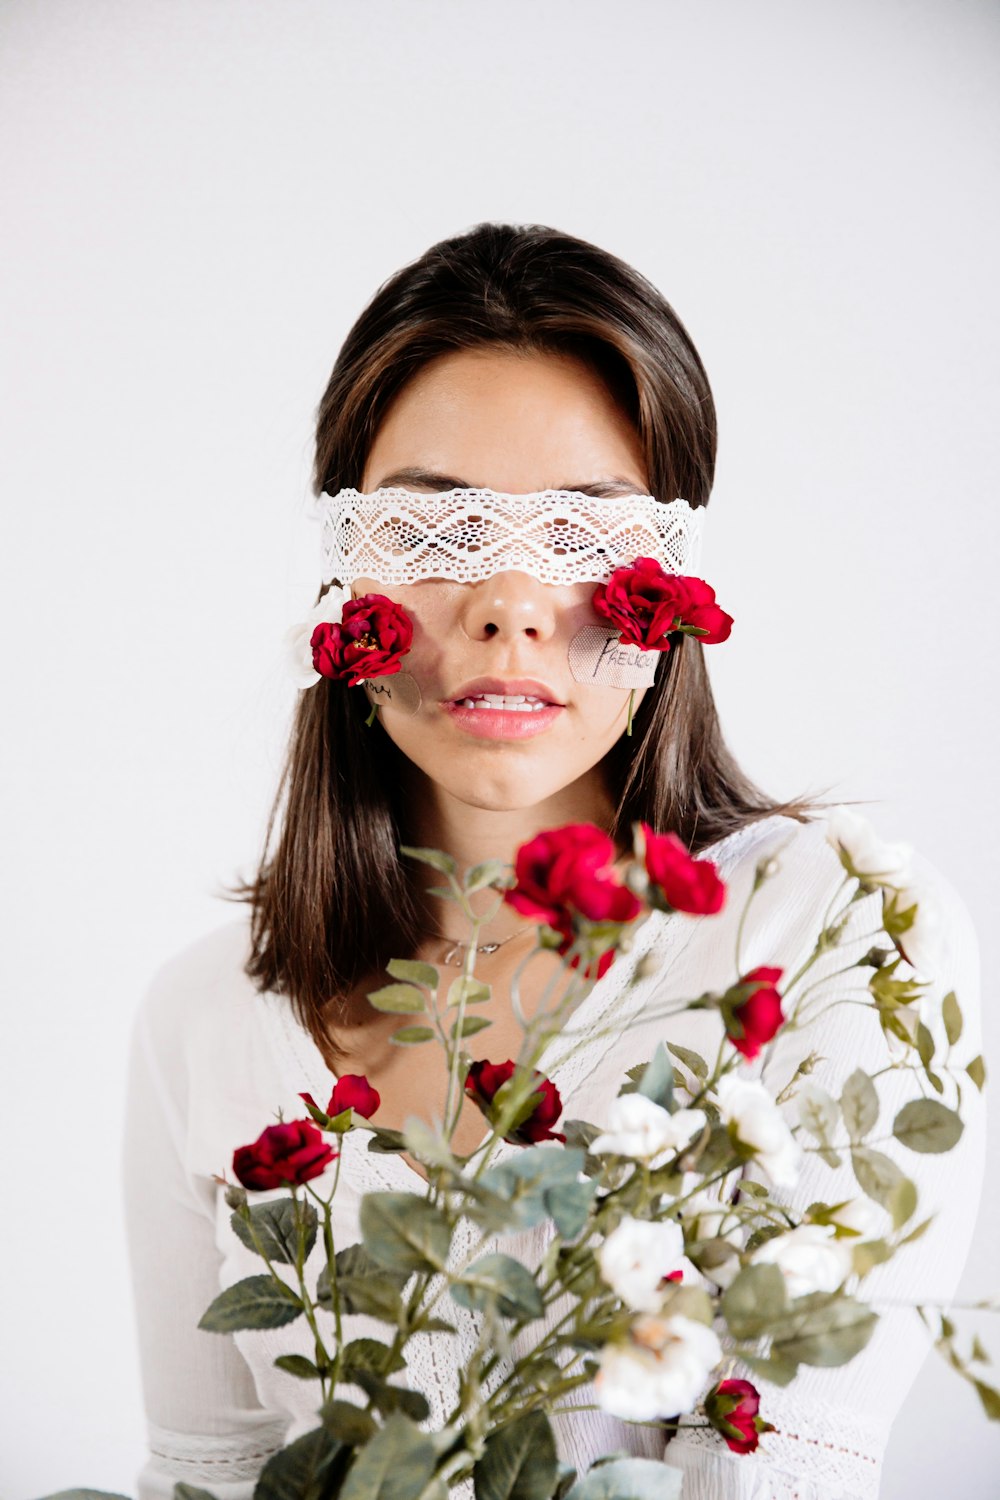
[595,1314,722,1420]
[590,1094,707,1165]
[751,1222,853,1298]
[884,879,944,984]
[826,1197,885,1240]
[598,1216,698,1312]
[716,1075,801,1189]
[284,586,350,688]
[826,806,914,890]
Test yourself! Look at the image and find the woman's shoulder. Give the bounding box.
[132,911,264,1058]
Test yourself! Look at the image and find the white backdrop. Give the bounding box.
[2,1,998,1494]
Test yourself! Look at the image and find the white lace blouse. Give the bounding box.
[121,812,985,1499]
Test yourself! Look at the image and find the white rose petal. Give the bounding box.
[827,1197,885,1240]
[716,1075,801,1189]
[885,880,944,984]
[826,806,914,890]
[590,1094,707,1165]
[598,1216,698,1312]
[284,587,350,688]
[751,1223,853,1298]
[595,1314,722,1421]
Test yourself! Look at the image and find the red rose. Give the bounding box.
[725,966,785,1059]
[310,594,413,687]
[504,824,642,978]
[299,1074,381,1122]
[705,1378,774,1455]
[232,1119,337,1191]
[592,557,733,652]
[465,1058,567,1144]
[641,825,726,915]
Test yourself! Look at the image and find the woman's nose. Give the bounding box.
[460,571,558,642]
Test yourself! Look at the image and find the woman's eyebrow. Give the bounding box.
[370,466,648,498]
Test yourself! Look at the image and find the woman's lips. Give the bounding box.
[442,699,564,739]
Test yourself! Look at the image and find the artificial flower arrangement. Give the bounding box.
[53,559,995,1500]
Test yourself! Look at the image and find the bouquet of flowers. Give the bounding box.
[172,807,993,1500]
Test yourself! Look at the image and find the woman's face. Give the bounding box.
[354,345,652,816]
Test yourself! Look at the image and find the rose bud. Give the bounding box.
[327,1074,381,1119]
[704,1378,774,1455]
[724,965,786,1059]
[465,1058,567,1145]
[232,1119,337,1191]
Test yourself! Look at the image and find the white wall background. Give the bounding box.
[2,0,998,1494]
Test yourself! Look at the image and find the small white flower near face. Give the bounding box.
[826,1197,885,1240]
[826,806,914,890]
[595,1314,722,1421]
[590,1094,707,1166]
[284,586,350,688]
[598,1216,698,1312]
[716,1075,801,1189]
[751,1222,853,1298]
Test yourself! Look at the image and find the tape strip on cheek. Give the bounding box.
[568,626,660,688]
[362,673,423,715]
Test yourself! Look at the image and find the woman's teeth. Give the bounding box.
[456,694,551,712]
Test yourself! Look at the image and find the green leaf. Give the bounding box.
[367,982,427,1014]
[797,1081,840,1143]
[852,1238,895,1278]
[254,1427,351,1500]
[320,1243,410,1322]
[390,1025,437,1045]
[890,1174,919,1231]
[666,1042,708,1080]
[474,1410,558,1500]
[367,1126,409,1153]
[447,975,492,1007]
[851,1147,905,1210]
[403,1116,458,1169]
[477,1147,588,1231]
[338,1411,438,1499]
[739,1351,799,1387]
[387,957,440,989]
[545,1176,598,1239]
[321,1399,378,1447]
[340,1337,406,1379]
[466,859,507,893]
[361,1191,453,1273]
[636,1042,674,1111]
[893,1099,964,1154]
[565,1458,682,1500]
[840,1069,878,1144]
[772,1293,878,1367]
[197,1273,303,1333]
[974,1379,1000,1421]
[38,1493,134,1500]
[350,1371,431,1423]
[274,1352,323,1380]
[966,1054,987,1091]
[452,1253,545,1321]
[451,1013,493,1039]
[721,1263,787,1340]
[230,1198,317,1265]
[175,1488,220,1500]
[898,1213,936,1247]
[942,990,963,1047]
[399,844,457,876]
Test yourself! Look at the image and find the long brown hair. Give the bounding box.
[230,222,834,1052]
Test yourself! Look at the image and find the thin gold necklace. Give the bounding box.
[427,929,527,967]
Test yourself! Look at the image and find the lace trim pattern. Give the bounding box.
[147,1419,289,1480]
[318,487,705,586]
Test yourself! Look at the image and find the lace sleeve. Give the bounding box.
[121,958,290,1500]
[663,847,986,1499]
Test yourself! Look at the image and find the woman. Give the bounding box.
[122,222,984,1498]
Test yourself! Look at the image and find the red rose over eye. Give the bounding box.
[232,1119,337,1191]
[704,1378,774,1455]
[504,823,642,979]
[640,825,726,916]
[310,594,413,687]
[465,1058,567,1145]
[592,557,733,653]
[724,966,786,1060]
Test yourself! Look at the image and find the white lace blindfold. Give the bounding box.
[318,487,705,587]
